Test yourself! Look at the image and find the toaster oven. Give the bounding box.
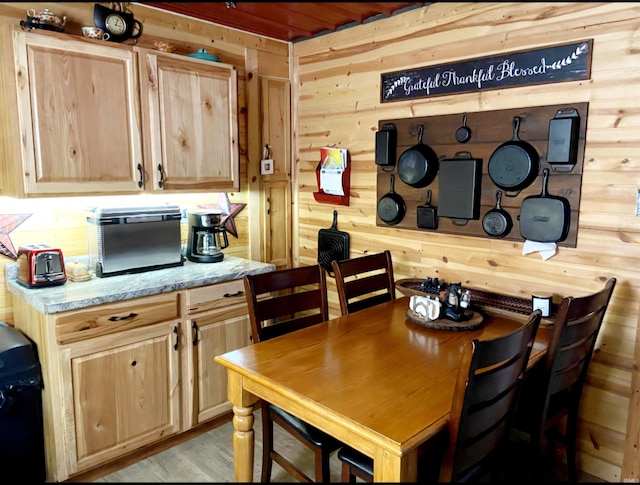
[87,205,184,278]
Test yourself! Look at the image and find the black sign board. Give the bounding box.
[381,40,592,103]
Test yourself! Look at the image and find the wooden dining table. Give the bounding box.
[214,295,550,482]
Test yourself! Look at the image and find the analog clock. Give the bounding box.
[105,13,127,36]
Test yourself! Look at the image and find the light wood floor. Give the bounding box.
[79,411,605,483]
[92,411,341,483]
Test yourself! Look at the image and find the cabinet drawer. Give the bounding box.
[56,293,180,344]
[186,279,247,314]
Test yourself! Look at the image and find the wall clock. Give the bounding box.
[93,3,142,42]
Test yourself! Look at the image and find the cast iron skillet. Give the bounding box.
[455,114,472,143]
[488,116,540,197]
[482,190,513,238]
[519,168,571,242]
[377,174,406,225]
[397,124,439,188]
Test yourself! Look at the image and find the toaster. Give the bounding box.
[16,244,67,288]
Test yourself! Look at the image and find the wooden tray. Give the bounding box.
[396,278,556,327]
[406,309,484,331]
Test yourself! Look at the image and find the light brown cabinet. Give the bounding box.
[139,49,239,192]
[260,77,292,270]
[183,279,252,428]
[12,280,250,482]
[12,30,143,195]
[9,30,238,197]
[61,320,181,474]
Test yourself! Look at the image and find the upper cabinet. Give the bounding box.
[139,50,239,192]
[8,30,239,197]
[12,30,143,195]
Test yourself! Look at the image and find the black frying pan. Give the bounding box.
[318,210,350,276]
[488,116,540,196]
[377,174,406,225]
[519,168,571,242]
[397,125,439,188]
[455,114,472,143]
[482,190,512,238]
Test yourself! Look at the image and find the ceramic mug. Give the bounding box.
[82,26,110,40]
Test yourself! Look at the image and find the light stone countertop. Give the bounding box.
[5,255,275,314]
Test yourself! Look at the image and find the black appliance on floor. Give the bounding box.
[0,323,45,482]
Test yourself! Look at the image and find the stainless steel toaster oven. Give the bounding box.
[87,205,184,278]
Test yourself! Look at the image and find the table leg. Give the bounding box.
[374,447,418,482]
[227,371,258,482]
[232,405,255,482]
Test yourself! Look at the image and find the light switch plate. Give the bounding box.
[261,159,274,175]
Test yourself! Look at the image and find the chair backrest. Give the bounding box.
[439,310,542,482]
[243,264,329,343]
[331,250,396,315]
[540,277,616,422]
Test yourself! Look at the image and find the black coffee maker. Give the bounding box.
[186,211,229,263]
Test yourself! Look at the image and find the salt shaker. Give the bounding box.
[460,289,471,309]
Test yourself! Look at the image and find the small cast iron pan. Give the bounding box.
[397,124,439,188]
[377,174,406,225]
[519,168,571,242]
[488,116,540,197]
[482,190,513,238]
[417,189,437,230]
[455,114,472,143]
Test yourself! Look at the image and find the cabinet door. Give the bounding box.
[189,309,251,425]
[139,49,239,191]
[60,322,181,474]
[264,179,291,270]
[12,31,143,195]
[261,77,292,270]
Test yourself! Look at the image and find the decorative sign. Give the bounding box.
[381,40,592,103]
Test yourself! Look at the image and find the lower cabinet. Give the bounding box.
[183,279,252,428]
[60,321,181,474]
[12,279,252,482]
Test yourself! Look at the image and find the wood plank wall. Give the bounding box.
[292,2,640,482]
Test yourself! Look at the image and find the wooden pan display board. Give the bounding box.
[376,103,588,248]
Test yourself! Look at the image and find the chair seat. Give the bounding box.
[270,404,341,449]
[337,446,373,476]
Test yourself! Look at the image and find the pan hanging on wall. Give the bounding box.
[317,210,350,276]
[488,116,540,196]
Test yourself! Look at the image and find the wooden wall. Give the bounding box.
[2,1,639,482]
[292,2,640,482]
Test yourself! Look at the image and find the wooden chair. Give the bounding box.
[510,277,617,482]
[331,250,396,315]
[243,264,341,483]
[337,309,543,482]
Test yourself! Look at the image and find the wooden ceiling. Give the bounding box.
[142,2,426,43]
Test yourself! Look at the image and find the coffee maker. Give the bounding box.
[186,211,229,263]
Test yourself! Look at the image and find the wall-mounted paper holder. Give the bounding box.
[313,147,351,206]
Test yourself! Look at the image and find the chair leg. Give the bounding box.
[261,406,274,483]
[565,406,579,483]
[340,462,356,483]
[313,447,331,483]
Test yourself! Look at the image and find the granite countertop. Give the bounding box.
[5,255,275,314]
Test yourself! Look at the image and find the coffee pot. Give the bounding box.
[186,211,229,263]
